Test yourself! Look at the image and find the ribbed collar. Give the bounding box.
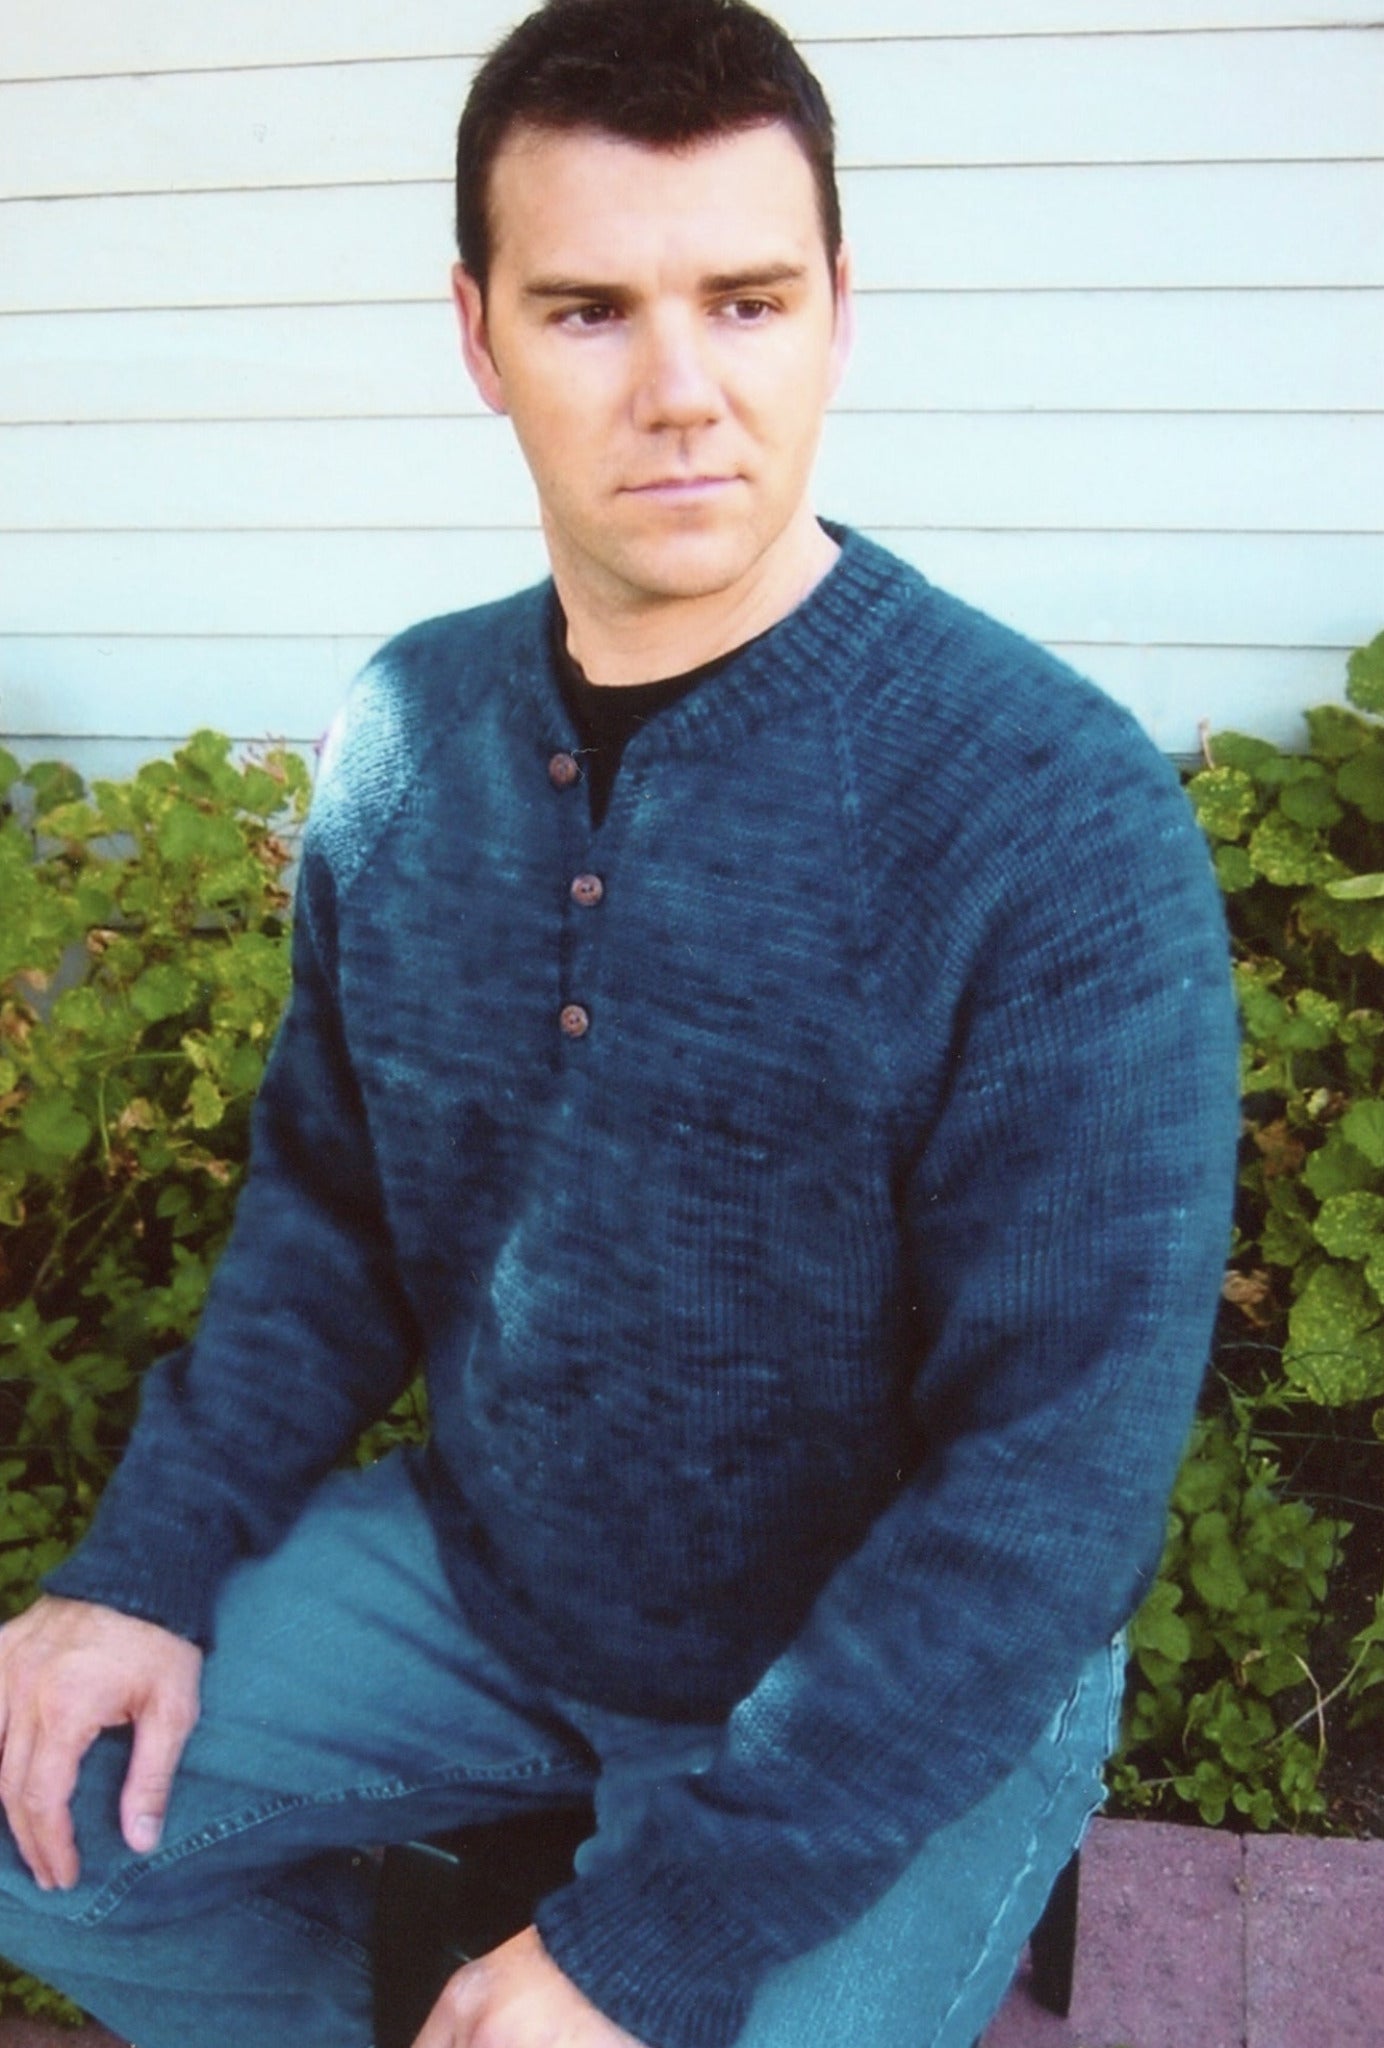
[499,525,929,761]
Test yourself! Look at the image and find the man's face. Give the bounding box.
[452,122,851,621]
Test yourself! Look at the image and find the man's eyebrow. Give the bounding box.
[522,278,632,303]
[520,262,810,303]
[700,263,809,295]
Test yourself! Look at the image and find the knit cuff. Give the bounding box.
[42,1465,240,1649]
[536,1854,770,2048]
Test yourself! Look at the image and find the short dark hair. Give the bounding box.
[455,0,841,294]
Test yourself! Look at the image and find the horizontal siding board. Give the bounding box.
[910,530,1383,653]
[0,637,1358,760]
[6,2,1383,79]
[7,31,1382,200]
[820,415,1383,531]
[0,303,472,424]
[0,530,553,636]
[0,60,474,202]
[825,30,1384,169]
[1,635,367,742]
[5,291,1380,423]
[0,184,454,317]
[4,415,1380,533]
[841,290,1384,413]
[1,529,1375,647]
[1,2,515,79]
[846,163,1384,293]
[5,164,1379,314]
[1050,643,1354,752]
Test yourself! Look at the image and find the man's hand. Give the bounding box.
[414,1925,648,2048]
[0,1593,202,1892]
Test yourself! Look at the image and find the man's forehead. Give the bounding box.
[484,120,824,273]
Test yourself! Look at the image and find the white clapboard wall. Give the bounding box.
[1,1,1382,776]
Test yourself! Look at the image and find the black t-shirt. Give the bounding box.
[551,605,767,827]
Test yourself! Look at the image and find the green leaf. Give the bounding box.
[1261,1184,1314,1267]
[1300,890,1384,964]
[1189,1533,1250,1613]
[1363,1247,1384,1306]
[1279,988,1340,1051]
[25,760,85,817]
[1278,773,1343,831]
[1346,630,1384,716]
[1303,1130,1376,1199]
[1214,844,1256,893]
[1325,872,1384,901]
[187,1075,226,1130]
[39,800,101,842]
[177,729,235,780]
[1341,1099,1384,1168]
[130,962,195,1023]
[1205,732,1282,776]
[1336,744,1384,823]
[1305,704,1372,761]
[0,747,23,799]
[1188,766,1257,842]
[1234,967,1289,1046]
[1312,1191,1384,1260]
[1247,811,1342,888]
[1285,1262,1384,1404]
[1130,1578,1192,1669]
[20,1093,92,1161]
[157,803,244,868]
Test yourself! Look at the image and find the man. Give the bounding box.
[0,4,1239,2045]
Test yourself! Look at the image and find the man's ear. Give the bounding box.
[827,241,855,403]
[451,263,507,416]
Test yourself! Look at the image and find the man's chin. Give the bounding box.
[604,531,767,608]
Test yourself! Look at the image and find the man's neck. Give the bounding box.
[552,513,839,687]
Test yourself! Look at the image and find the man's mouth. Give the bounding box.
[624,476,739,500]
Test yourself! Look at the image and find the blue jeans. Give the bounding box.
[0,1451,1122,2047]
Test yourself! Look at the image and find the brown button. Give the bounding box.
[570,873,604,908]
[548,751,581,790]
[558,1003,591,1039]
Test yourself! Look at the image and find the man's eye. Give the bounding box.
[559,303,618,329]
[724,298,774,323]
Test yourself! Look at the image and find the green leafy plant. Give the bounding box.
[0,731,433,2019]
[1,733,314,1613]
[1113,1404,1347,1828]
[1113,631,1384,1829]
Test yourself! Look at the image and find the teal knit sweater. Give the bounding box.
[50,529,1240,2048]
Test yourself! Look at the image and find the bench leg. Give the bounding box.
[1027,1848,1080,2017]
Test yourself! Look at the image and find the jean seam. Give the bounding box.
[238,1885,373,1973]
[930,1652,1117,2044]
[76,1751,590,1929]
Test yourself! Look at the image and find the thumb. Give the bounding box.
[119,1697,195,1856]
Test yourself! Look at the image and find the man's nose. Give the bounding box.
[631,310,725,431]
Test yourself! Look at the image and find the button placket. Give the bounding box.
[548,744,598,1042]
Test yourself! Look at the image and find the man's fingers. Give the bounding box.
[118,1693,198,1857]
[0,1713,39,1882]
[0,1598,204,1890]
[2,1717,85,1892]
[411,1963,480,2048]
